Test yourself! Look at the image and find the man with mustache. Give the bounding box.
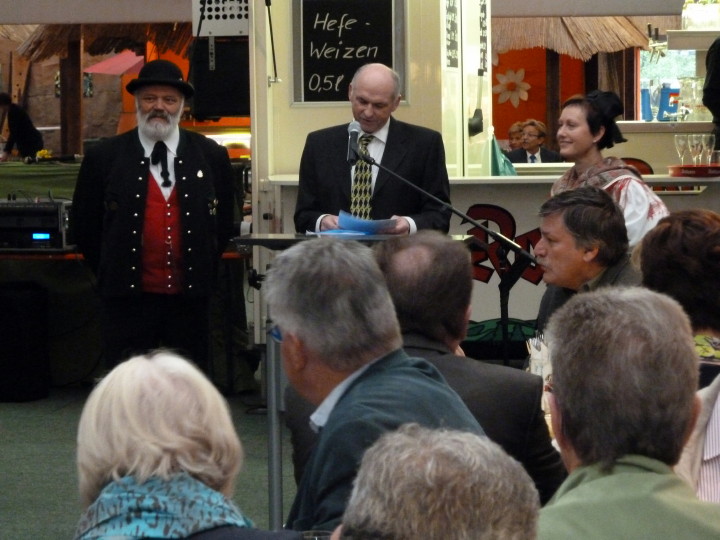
[72,59,234,372]
[533,186,640,332]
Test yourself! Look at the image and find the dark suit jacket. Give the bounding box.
[286,349,483,532]
[507,147,563,164]
[403,333,565,504]
[71,128,235,298]
[294,117,451,233]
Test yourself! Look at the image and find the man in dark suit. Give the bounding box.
[265,239,482,532]
[294,63,451,234]
[507,119,563,164]
[285,231,567,505]
[71,60,234,371]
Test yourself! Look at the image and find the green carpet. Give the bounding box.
[0,385,297,538]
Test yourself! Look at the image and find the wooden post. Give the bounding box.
[60,27,83,155]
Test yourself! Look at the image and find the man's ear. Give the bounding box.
[282,333,308,374]
[582,244,600,263]
[548,392,578,472]
[548,393,564,449]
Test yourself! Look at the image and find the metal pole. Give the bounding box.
[266,316,284,530]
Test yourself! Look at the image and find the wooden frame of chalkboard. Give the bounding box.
[292,0,406,104]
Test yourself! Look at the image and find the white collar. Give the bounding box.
[359,118,391,145]
[309,359,378,432]
[138,126,181,157]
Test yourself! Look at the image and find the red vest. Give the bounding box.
[141,176,183,294]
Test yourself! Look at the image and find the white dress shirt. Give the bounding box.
[138,127,180,201]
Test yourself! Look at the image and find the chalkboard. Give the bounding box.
[293,0,405,103]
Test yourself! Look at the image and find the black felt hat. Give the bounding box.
[125,59,194,98]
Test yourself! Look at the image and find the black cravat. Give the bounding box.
[151,140,171,187]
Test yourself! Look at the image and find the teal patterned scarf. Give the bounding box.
[74,472,252,539]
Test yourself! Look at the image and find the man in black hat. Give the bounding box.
[71,59,234,372]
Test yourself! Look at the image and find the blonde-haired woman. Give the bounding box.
[74,350,299,539]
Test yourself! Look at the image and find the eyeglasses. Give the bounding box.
[522,133,542,139]
[268,324,283,343]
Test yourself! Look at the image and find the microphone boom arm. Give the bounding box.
[357,150,536,265]
[356,147,536,366]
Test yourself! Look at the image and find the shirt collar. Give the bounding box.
[580,268,606,292]
[359,118,391,145]
[309,359,378,432]
[138,126,181,158]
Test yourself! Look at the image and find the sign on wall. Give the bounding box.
[293,0,406,103]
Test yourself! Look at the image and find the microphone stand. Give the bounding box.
[357,149,536,365]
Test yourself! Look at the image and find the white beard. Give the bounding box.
[136,103,183,141]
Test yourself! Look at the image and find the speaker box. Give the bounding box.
[190,37,250,120]
[0,282,50,402]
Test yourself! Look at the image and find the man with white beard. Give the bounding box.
[72,59,234,372]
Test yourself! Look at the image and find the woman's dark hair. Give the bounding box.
[639,209,720,332]
[562,90,627,150]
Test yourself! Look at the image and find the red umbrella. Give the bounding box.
[84,49,144,75]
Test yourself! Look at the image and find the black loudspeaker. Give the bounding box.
[190,37,250,120]
[0,282,50,401]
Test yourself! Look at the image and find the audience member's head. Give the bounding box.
[508,121,525,150]
[374,230,472,348]
[535,186,628,290]
[76,350,243,508]
[546,288,699,472]
[522,119,548,154]
[265,239,402,403]
[638,209,720,334]
[338,423,539,540]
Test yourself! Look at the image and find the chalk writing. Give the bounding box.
[298,0,394,102]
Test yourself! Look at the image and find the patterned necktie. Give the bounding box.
[151,141,171,187]
[529,154,537,163]
[350,134,374,220]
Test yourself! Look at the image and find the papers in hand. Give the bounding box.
[310,211,397,236]
[337,211,396,234]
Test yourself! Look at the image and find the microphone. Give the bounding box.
[347,120,361,165]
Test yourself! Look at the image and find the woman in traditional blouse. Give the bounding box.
[553,90,668,247]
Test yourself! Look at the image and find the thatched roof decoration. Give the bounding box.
[0,25,38,43]
[16,16,684,64]
[492,16,680,60]
[17,23,193,62]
